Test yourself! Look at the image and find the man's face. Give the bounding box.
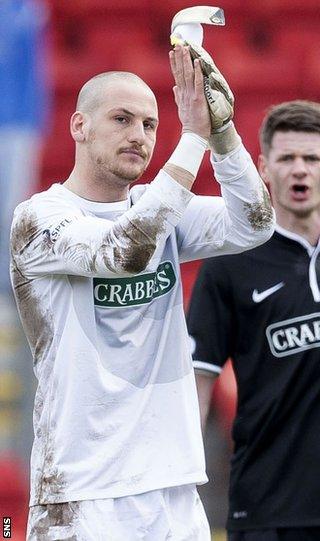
[84,80,159,183]
[259,131,320,218]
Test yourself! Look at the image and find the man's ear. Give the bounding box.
[70,111,88,142]
[258,154,269,185]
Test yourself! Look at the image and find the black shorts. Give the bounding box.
[228,528,320,541]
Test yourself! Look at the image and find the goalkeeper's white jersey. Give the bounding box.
[10,145,274,506]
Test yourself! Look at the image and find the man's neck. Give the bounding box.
[275,208,320,246]
[63,167,129,203]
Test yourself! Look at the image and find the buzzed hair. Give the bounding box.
[76,71,153,113]
[259,100,320,156]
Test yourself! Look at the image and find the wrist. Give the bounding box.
[182,127,210,143]
[209,122,241,155]
[166,132,208,177]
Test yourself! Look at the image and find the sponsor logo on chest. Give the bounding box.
[266,312,320,357]
[93,261,176,308]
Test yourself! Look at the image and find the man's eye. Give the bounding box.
[115,116,128,124]
[144,122,155,131]
[279,155,293,162]
[305,156,320,162]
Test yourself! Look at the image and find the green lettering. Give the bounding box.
[109,284,126,305]
[122,283,134,303]
[93,261,176,308]
[94,283,109,302]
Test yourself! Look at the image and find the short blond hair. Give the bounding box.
[76,71,153,113]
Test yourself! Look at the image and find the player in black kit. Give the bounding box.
[187,100,320,541]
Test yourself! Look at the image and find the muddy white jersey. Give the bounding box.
[10,145,274,505]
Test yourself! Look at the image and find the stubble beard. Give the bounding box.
[280,198,318,219]
[90,150,147,186]
[87,130,149,186]
[100,159,146,185]
[110,160,146,183]
[291,206,318,219]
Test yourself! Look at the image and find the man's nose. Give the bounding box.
[127,122,145,145]
[291,157,308,178]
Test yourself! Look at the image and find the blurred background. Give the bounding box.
[1,0,320,539]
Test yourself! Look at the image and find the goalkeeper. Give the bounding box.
[11,42,274,540]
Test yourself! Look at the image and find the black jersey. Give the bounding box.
[187,227,320,531]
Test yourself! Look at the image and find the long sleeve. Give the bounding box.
[10,171,194,279]
[176,144,275,262]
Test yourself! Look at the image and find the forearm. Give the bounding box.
[109,132,208,273]
[106,132,207,273]
[53,170,194,277]
[195,372,217,433]
[12,168,195,279]
[211,143,275,248]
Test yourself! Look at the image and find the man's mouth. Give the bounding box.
[120,148,146,160]
[290,184,310,200]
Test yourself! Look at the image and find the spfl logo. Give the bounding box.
[266,313,320,357]
[42,216,76,246]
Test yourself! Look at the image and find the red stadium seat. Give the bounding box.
[234,92,301,160]
[41,97,75,188]
[247,0,320,15]
[224,50,299,95]
[275,21,320,54]
[49,0,151,19]
[158,0,245,23]
[86,19,153,53]
[303,47,320,98]
[52,54,96,96]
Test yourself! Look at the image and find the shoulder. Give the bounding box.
[14,184,83,220]
[11,184,83,255]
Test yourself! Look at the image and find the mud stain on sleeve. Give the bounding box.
[40,455,67,501]
[11,206,55,365]
[11,265,54,365]
[28,502,80,540]
[11,205,40,256]
[105,220,155,275]
[31,395,70,506]
[13,201,176,277]
[55,222,156,276]
[54,238,97,274]
[243,185,274,231]
[101,206,172,274]
[36,425,68,504]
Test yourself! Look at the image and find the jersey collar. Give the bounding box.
[275,224,319,257]
[54,183,130,213]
